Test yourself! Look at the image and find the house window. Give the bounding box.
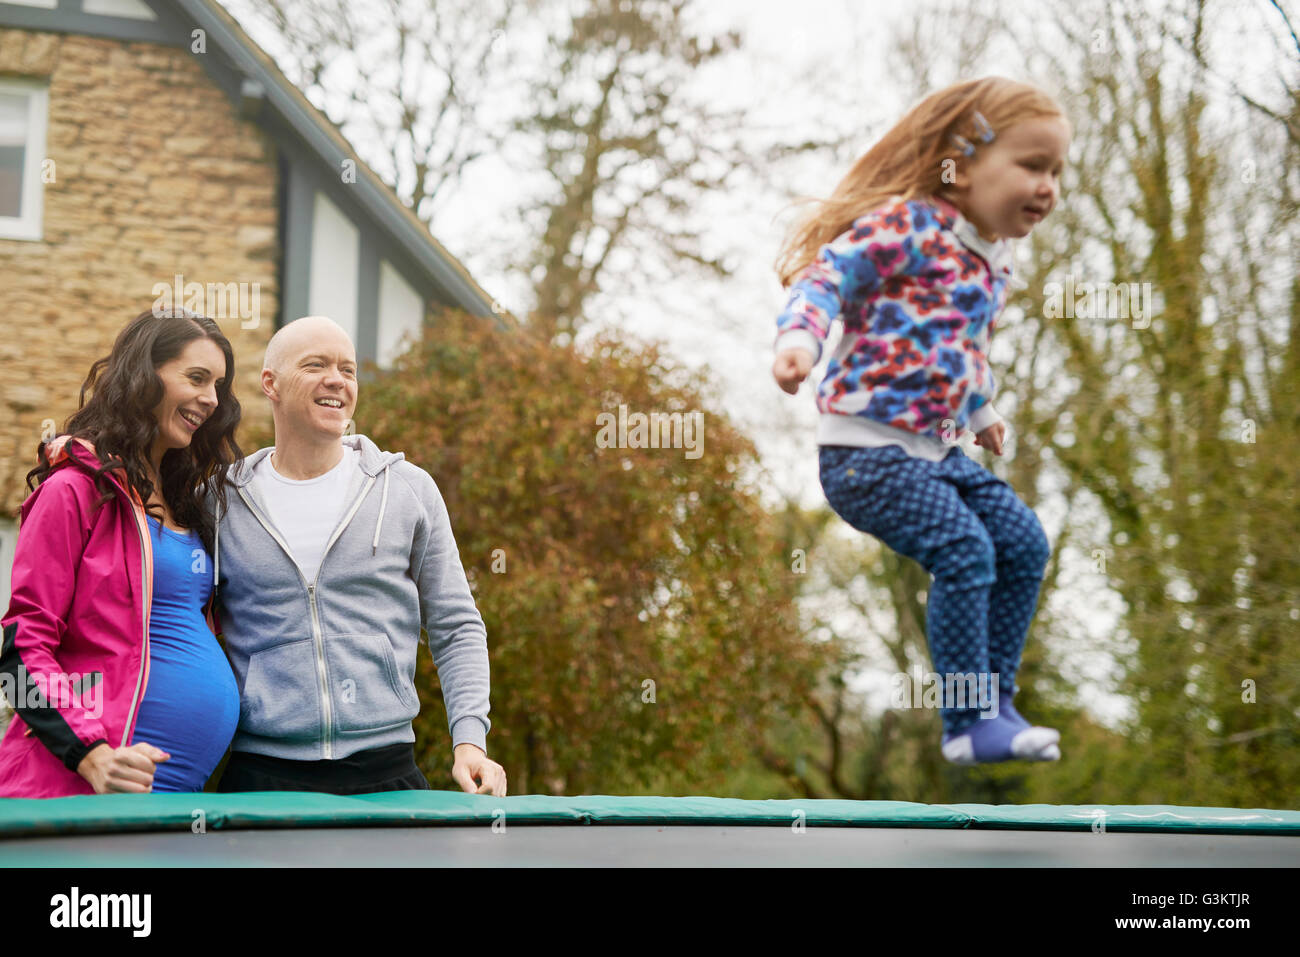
[0,80,48,242]
[82,0,158,18]
[307,191,359,346]
[377,260,425,368]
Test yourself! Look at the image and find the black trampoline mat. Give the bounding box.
[4,824,1298,867]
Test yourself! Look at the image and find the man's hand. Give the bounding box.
[76,742,170,794]
[451,743,507,796]
[974,421,1006,456]
[772,348,814,395]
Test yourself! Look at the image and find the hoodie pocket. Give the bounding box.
[240,638,321,739]
[324,634,418,735]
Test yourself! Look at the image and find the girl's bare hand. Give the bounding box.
[974,421,1006,455]
[773,349,814,395]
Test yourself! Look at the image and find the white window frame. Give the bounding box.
[0,79,49,242]
[82,0,158,20]
[377,259,426,368]
[307,190,360,346]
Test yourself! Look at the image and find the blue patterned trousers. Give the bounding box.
[818,444,1051,735]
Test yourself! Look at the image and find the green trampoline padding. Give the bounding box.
[0,792,1297,839]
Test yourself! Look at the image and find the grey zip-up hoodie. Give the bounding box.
[211,434,490,760]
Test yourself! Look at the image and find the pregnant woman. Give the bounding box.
[0,308,243,795]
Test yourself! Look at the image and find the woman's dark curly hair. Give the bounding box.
[25,308,243,553]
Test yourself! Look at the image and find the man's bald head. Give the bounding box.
[263,315,354,373]
[260,316,359,442]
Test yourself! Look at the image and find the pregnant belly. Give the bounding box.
[131,629,239,792]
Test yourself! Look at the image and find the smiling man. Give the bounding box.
[212,315,506,796]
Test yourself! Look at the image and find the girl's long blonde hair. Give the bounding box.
[775,76,1067,287]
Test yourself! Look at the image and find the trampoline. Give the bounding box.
[1,793,1297,866]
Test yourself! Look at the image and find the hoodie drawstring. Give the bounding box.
[372,467,390,555]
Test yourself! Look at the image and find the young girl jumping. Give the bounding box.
[773,76,1070,765]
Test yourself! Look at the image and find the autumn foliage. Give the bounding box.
[359,310,829,795]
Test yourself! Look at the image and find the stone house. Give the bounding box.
[0,0,500,611]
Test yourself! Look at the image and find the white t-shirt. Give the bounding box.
[250,446,361,583]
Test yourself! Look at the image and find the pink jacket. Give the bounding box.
[0,437,164,797]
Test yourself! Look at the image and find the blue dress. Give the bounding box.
[130,516,240,792]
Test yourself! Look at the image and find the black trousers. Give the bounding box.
[216,742,431,795]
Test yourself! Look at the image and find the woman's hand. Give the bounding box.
[76,742,170,793]
[974,421,1006,455]
[773,349,814,395]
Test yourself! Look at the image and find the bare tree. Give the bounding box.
[225,0,517,221]
[515,0,752,339]
[1002,0,1300,803]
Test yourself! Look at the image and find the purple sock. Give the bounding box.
[941,713,1059,765]
[1000,699,1029,729]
